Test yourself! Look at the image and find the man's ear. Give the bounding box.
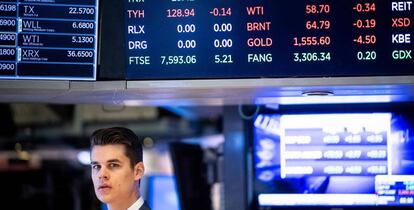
[134,162,145,181]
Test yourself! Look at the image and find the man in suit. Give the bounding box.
[90,127,151,210]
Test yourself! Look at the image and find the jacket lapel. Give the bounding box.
[139,201,151,210]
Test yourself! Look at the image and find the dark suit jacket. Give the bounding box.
[139,201,151,210]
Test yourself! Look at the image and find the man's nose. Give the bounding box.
[98,167,109,180]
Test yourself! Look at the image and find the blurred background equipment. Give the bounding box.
[0,103,223,210]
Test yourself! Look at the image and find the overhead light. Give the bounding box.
[123,100,146,106]
[279,95,392,105]
[77,151,91,165]
[302,91,334,97]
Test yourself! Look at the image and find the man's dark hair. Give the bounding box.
[90,127,143,167]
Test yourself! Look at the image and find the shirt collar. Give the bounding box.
[127,196,144,210]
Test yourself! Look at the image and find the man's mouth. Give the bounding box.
[98,184,111,190]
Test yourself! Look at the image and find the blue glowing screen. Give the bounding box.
[254,113,414,206]
[148,175,180,210]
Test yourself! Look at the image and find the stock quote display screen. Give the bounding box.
[0,0,98,80]
[125,0,413,80]
[253,113,414,207]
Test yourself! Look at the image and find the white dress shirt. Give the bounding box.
[127,196,144,210]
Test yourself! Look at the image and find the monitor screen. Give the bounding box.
[253,113,414,207]
[0,0,99,80]
[147,175,180,210]
[124,0,414,80]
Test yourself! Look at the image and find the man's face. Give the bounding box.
[90,144,143,204]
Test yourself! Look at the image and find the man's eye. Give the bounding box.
[92,165,100,170]
[109,163,119,168]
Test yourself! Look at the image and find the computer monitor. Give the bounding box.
[253,111,414,209]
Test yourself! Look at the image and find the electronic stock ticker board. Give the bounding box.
[0,0,98,80]
[125,0,414,80]
[1,0,412,81]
